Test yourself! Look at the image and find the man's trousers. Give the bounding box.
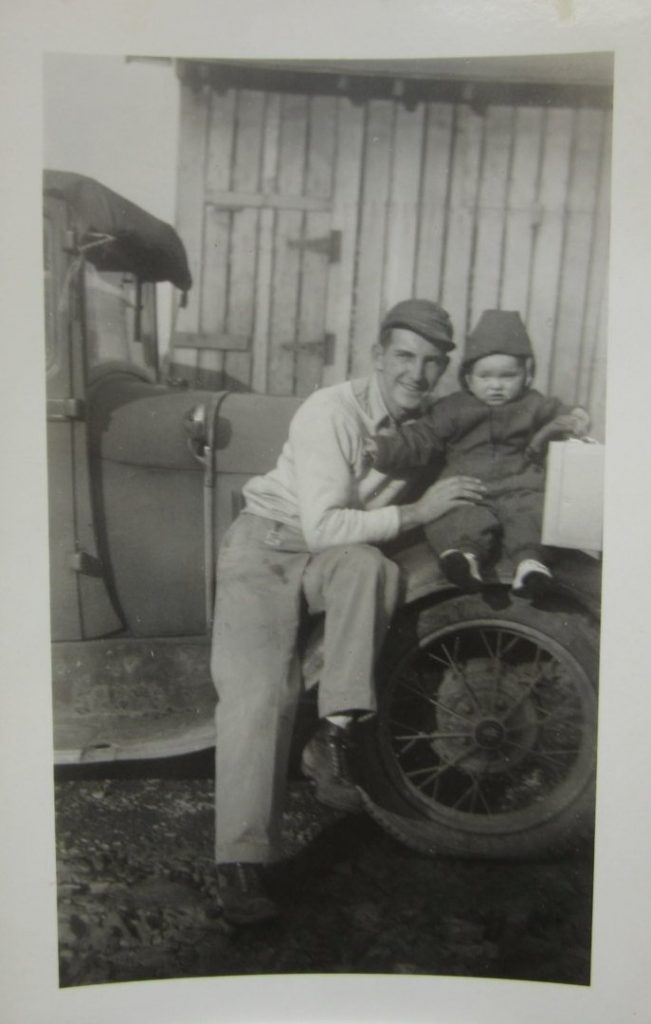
[210,512,401,865]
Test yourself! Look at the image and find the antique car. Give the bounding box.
[45,171,601,862]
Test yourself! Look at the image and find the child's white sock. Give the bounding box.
[326,713,354,730]
[462,552,483,583]
[440,549,483,591]
[512,558,553,598]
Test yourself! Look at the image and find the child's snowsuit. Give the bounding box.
[372,388,571,567]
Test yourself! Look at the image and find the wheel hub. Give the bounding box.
[432,658,540,773]
[474,718,505,748]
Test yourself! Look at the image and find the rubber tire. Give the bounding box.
[358,590,599,861]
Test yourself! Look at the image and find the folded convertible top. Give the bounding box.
[43,169,192,293]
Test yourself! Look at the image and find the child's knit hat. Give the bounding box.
[462,310,533,368]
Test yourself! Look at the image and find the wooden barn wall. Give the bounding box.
[172,75,611,437]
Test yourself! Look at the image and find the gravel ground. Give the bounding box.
[54,763,593,988]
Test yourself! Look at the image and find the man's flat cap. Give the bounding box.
[381,299,455,351]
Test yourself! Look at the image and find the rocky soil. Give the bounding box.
[54,759,593,988]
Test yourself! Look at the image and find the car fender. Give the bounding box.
[301,540,601,692]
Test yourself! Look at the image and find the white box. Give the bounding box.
[542,439,605,551]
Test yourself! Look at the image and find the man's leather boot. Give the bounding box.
[301,719,363,813]
[217,862,280,925]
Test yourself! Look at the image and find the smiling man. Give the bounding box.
[210,299,486,924]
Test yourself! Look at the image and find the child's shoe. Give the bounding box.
[511,558,553,600]
[440,550,483,592]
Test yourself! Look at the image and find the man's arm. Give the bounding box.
[291,391,484,552]
[370,415,447,474]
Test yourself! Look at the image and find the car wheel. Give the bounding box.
[358,591,599,860]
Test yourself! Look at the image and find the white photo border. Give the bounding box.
[2,2,650,1022]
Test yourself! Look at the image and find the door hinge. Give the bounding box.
[47,398,86,422]
[69,550,104,578]
[280,332,336,366]
[288,230,341,264]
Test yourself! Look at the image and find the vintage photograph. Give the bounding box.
[45,51,610,988]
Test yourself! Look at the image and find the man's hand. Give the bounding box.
[399,476,486,531]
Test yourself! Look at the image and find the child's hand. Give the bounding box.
[568,407,590,437]
[546,410,590,438]
[525,407,590,464]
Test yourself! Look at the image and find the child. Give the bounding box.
[366,309,589,598]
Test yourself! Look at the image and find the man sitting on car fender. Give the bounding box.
[211,299,486,924]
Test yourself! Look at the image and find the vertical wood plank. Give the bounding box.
[469,105,514,326]
[549,107,605,404]
[304,95,337,194]
[322,97,365,387]
[199,86,237,388]
[296,95,337,395]
[500,106,545,316]
[414,102,455,303]
[267,94,309,394]
[438,103,484,395]
[383,102,426,309]
[226,89,266,390]
[173,80,210,382]
[526,107,574,395]
[199,211,227,388]
[576,111,611,427]
[224,350,253,391]
[251,93,281,393]
[350,100,395,379]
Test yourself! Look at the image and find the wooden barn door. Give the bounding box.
[173,66,611,435]
[173,84,360,397]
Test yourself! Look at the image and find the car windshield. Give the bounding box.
[84,264,158,375]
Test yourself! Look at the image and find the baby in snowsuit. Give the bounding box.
[366,309,589,599]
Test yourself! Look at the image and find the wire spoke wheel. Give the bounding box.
[360,593,599,859]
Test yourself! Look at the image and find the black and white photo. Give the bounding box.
[44,50,608,986]
[2,3,651,1024]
